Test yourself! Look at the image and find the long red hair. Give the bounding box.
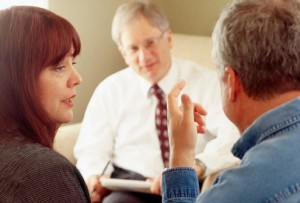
[0,6,81,148]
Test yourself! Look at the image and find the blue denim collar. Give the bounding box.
[232,97,300,159]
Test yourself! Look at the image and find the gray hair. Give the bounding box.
[212,0,300,99]
[111,1,169,46]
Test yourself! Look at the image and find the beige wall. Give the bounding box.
[152,0,231,36]
[49,0,128,123]
[48,0,231,124]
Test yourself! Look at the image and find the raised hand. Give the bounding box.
[167,80,207,168]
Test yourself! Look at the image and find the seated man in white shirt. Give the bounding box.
[74,1,240,203]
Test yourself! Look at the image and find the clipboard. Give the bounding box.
[101,178,152,194]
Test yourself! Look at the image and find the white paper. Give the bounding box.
[101,178,152,194]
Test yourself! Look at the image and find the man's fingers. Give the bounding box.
[90,192,101,203]
[194,112,205,126]
[194,103,207,133]
[194,103,207,116]
[168,80,186,115]
[181,94,194,122]
[194,113,206,133]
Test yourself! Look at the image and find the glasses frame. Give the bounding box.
[121,31,167,57]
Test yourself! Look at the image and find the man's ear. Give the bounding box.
[225,67,241,102]
[118,46,129,64]
[118,46,125,58]
[165,29,173,49]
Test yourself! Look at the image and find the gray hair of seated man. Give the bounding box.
[212,0,300,100]
[111,0,170,47]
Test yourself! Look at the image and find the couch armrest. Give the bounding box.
[54,123,81,165]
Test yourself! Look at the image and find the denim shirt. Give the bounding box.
[162,97,300,203]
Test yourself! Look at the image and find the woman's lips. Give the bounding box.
[64,95,76,107]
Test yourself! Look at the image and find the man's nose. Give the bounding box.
[137,46,152,62]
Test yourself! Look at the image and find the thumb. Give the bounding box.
[181,94,194,122]
[168,80,186,116]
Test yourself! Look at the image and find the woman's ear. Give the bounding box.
[225,67,242,102]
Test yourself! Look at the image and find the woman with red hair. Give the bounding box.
[0,6,90,202]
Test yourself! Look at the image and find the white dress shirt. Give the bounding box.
[74,57,240,180]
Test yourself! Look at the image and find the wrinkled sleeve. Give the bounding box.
[162,167,200,203]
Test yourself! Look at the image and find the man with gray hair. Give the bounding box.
[163,0,300,202]
[75,1,240,202]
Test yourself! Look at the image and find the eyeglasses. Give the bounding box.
[121,31,166,56]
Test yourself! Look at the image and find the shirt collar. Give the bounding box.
[232,97,300,159]
[137,57,180,98]
[157,57,179,96]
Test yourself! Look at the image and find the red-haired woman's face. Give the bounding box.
[38,52,82,125]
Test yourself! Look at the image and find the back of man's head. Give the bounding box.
[213,0,300,100]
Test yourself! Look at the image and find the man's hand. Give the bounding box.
[147,174,163,195]
[87,175,110,203]
[167,80,207,168]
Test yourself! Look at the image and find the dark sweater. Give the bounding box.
[0,132,91,203]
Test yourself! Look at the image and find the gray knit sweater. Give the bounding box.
[0,131,91,203]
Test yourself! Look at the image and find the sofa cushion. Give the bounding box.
[172,33,214,70]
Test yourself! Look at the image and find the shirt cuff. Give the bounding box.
[162,167,200,203]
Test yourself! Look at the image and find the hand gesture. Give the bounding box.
[167,81,207,168]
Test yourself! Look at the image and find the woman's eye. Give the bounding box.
[55,66,65,72]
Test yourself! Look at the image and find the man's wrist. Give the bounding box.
[169,151,195,168]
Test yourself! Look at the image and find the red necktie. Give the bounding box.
[151,84,169,167]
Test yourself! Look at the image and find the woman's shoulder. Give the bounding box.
[0,141,78,180]
[21,142,81,176]
[0,141,90,202]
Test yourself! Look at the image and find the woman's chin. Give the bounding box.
[55,114,74,125]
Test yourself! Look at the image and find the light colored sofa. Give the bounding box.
[54,122,81,165]
[53,33,218,190]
